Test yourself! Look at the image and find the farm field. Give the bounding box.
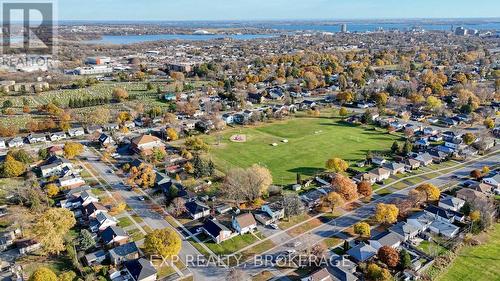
[436,223,500,281]
[205,117,401,184]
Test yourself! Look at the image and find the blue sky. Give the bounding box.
[58,0,500,21]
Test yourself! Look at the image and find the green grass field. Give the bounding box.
[205,117,401,184]
[437,224,500,281]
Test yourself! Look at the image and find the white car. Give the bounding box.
[137,196,145,201]
[270,223,279,230]
[286,249,296,254]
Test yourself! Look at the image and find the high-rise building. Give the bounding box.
[340,23,347,33]
[455,26,467,36]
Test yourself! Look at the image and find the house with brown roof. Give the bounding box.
[365,167,391,183]
[232,213,257,234]
[456,188,488,204]
[131,134,165,155]
[301,268,333,281]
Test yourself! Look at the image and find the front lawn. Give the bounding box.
[117,217,133,228]
[204,233,259,256]
[205,117,401,184]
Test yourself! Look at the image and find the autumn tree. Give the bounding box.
[374,203,399,224]
[222,165,272,203]
[378,246,399,268]
[426,96,442,111]
[143,228,182,258]
[45,183,59,197]
[321,192,345,212]
[462,133,477,145]
[63,142,84,159]
[339,107,349,117]
[415,183,440,201]
[112,87,129,102]
[484,118,495,129]
[331,174,358,201]
[29,267,57,281]
[325,157,349,173]
[337,91,354,104]
[282,194,305,219]
[167,197,187,217]
[0,155,25,178]
[185,136,209,151]
[353,222,370,237]
[470,169,482,180]
[166,127,178,141]
[366,263,392,281]
[30,208,76,255]
[357,181,373,197]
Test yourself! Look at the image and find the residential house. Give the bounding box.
[49,131,67,142]
[330,256,358,281]
[424,205,465,223]
[101,226,129,246]
[124,258,157,281]
[301,268,333,281]
[255,203,285,225]
[16,239,41,255]
[404,158,420,170]
[438,195,465,212]
[247,93,264,104]
[0,139,5,150]
[98,133,114,147]
[414,153,433,166]
[103,123,119,131]
[483,174,500,189]
[109,242,140,266]
[470,182,494,194]
[84,250,107,266]
[346,242,377,262]
[372,156,387,166]
[456,188,488,204]
[407,211,435,232]
[368,231,403,250]
[7,137,24,148]
[84,202,108,219]
[48,145,64,156]
[86,125,103,134]
[58,174,85,188]
[90,212,118,232]
[40,156,73,177]
[382,162,406,175]
[0,230,17,251]
[131,135,165,155]
[367,167,391,183]
[388,222,420,241]
[68,127,85,137]
[428,220,460,238]
[185,200,210,220]
[27,133,47,144]
[201,218,233,244]
[232,213,257,234]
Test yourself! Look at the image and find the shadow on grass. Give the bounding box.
[287,167,325,176]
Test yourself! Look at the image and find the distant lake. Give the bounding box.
[264,22,500,33]
[85,33,276,44]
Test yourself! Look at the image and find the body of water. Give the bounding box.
[80,20,500,44]
[85,33,276,44]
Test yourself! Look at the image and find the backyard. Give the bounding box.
[436,223,500,281]
[205,117,401,184]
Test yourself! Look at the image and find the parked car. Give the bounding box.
[270,223,279,230]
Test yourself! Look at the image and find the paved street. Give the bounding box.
[80,145,499,280]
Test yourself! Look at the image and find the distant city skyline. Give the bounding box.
[58,0,500,21]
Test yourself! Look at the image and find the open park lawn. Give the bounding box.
[437,223,500,281]
[206,117,401,184]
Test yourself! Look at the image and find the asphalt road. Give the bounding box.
[80,144,499,281]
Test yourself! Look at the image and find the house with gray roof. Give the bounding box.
[346,242,377,262]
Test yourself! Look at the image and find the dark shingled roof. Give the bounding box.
[125,258,157,281]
